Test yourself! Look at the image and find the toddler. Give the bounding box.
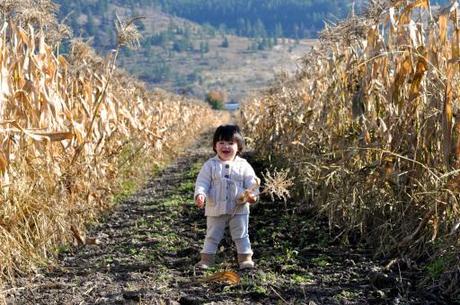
[194,124,259,270]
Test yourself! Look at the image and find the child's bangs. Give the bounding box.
[217,128,238,142]
[218,133,238,142]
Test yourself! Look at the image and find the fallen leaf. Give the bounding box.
[200,271,240,285]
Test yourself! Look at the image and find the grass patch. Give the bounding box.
[425,254,453,280]
[185,162,203,179]
[334,289,360,301]
[290,273,315,285]
[160,194,189,207]
[134,217,150,228]
[311,255,331,267]
[178,180,195,193]
[113,180,137,203]
[239,272,271,297]
[113,143,164,204]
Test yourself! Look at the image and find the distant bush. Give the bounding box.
[205,90,225,109]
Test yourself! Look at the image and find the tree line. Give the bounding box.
[53,0,353,40]
[139,0,351,39]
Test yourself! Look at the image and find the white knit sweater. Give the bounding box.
[194,155,259,216]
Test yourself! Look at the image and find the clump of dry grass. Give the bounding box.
[233,168,293,216]
[261,168,294,202]
[235,168,293,204]
[241,0,460,298]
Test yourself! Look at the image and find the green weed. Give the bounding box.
[161,194,188,207]
[334,289,360,301]
[113,180,137,203]
[290,273,314,285]
[185,162,203,179]
[178,180,195,193]
[311,255,331,267]
[426,255,451,280]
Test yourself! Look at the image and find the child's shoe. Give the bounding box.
[238,254,255,270]
[195,253,215,269]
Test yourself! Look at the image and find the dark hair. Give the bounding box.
[212,124,245,154]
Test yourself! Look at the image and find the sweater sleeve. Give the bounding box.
[243,163,260,196]
[235,161,260,204]
[194,160,212,199]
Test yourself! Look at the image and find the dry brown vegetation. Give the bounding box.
[241,0,460,297]
[0,0,223,296]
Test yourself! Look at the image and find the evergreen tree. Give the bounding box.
[275,23,283,39]
[199,41,209,56]
[236,18,245,36]
[86,14,96,36]
[253,18,266,38]
[220,36,229,48]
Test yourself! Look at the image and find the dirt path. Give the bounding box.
[5,131,439,305]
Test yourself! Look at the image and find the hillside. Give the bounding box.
[117,8,316,101]
[51,1,322,101]
[55,3,316,101]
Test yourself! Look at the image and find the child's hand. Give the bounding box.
[246,192,257,204]
[195,194,205,208]
[237,190,257,204]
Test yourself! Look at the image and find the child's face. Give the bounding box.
[215,140,238,161]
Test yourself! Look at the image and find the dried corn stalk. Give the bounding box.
[0,12,224,287]
[241,0,460,297]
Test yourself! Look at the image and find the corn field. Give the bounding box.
[241,0,460,297]
[0,0,223,292]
